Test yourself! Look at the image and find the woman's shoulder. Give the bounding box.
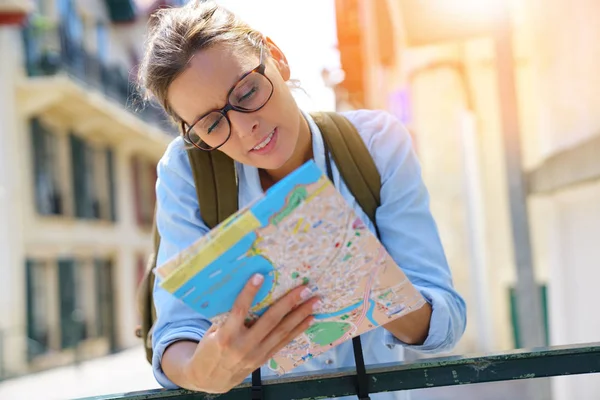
[157,136,193,179]
[337,108,412,153]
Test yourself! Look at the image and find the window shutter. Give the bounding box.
[509,284,550,348]
[31,118,46,214]
[31,119,63,216]
[94,259,106,337]
[26,260,51,359]
[94,259,116,350]
[131,156,142,226]
[58,259,80,349]
[106,148,117,222]
[25,259,36,360]
[86,145,99,219]
[70,134,86,219]
[31,118,55,215]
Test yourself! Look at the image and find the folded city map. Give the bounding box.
[155,160,426,375]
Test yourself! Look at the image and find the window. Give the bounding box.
[96,22,108,62]
[58,258,102,347]
[70,134,95,219]
[93,147,108,220]
[132,156,157,228]
[70,135,116,221]
[85,144,100,219]
[59,0,83,43]
[28,257,117,359]
[106,149,117,221]
[94,259,115,348]
[508,283,550,348]
[76,260,96,340]
[58,259,80,349]
[31,118,64,216]
[26,260,52,359]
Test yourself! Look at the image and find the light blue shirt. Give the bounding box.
[152,109,467,399]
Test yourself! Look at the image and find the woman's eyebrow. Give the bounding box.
[188,67,255,123]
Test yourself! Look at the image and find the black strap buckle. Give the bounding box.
[251,368,263,400]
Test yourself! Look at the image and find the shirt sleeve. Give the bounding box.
[344,110,467,354]
[151,138,213,388]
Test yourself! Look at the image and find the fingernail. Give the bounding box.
[252,273,264,286]
[309,318,317,326]
[300,287,312,301]
[312,300,322,311]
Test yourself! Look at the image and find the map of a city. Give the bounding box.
[156,160,426,375]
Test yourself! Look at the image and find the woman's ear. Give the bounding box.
[265,36,291,81]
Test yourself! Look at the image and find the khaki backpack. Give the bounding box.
[135,111,382,366]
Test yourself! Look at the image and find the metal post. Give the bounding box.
[460,110,495,352]
[493,2,552,399]
[0,329,4,381]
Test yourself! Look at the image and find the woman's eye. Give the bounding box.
[238,86,257,102]
[207,119,221,134]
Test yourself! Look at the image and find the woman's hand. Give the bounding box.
[179,273,320,393]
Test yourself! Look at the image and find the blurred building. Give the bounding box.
[334,0,600,398]
[0,0,180,379]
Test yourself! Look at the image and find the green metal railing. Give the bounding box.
[81,342,600,400]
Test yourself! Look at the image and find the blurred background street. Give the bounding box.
[0,0,599,399]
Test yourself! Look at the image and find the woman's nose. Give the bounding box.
[228,111,260,139]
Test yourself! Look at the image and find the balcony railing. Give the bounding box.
[21,18,176,136]
[80,342,600,400]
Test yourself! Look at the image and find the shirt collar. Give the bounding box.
[236,110,328,204]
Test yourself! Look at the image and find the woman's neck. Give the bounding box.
[261,111,312,188]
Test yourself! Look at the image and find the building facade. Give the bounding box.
[333,0,600,398]
[0,0,178,378]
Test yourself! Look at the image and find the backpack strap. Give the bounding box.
[351,335,371,400]
[136,214,160,364]
[313,111,379,400]
[310,111,381,224]
[136,150,238,364]
[324,144,371,400]
[187,149,270,397]
[191,148,272,396]
[187,150,238,228]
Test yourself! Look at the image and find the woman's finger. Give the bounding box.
[260,314,316,366]
[245,285,313,344]
[221,273,264,335]
[251,296,319,359]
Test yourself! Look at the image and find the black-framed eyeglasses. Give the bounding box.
[181,46,274,151]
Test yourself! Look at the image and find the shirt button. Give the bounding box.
[325,359,334,365]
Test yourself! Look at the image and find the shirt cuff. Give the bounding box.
[383,287,454,353]
[152,325,207,389]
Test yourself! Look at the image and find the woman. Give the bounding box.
[138,1,467,398]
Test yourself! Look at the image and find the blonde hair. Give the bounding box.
[137,1,263,123]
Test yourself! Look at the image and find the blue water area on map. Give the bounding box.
[366,299,377,325]
[174,232,275,318]
[314,299,379,326]
[252,160,323,226]
[314,301,361,320]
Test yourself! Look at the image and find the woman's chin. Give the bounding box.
[252,147,295,171]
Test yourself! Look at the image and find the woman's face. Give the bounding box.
[167,40,303,171]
